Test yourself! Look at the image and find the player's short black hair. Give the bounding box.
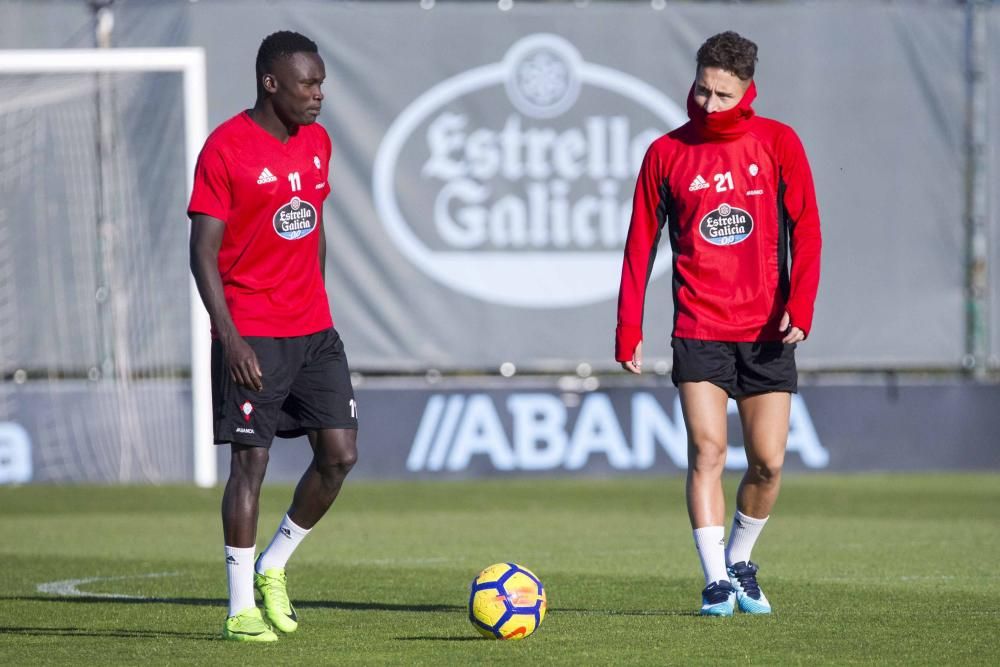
[696,31,758,81]
[255,30,319,82]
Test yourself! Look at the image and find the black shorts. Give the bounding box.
[211,327,358,447]
[670,337,797,398]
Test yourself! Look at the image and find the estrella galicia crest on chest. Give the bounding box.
[273,196,318,240]
[699,203,753,246]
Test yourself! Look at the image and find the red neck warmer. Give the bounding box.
[686,81,757,141]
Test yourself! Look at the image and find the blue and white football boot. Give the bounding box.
[699,580,736,617]
[727,560,772,614]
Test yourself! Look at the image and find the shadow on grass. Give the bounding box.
[396,636,485,642]
[3,596,698,617]
[1,595,463,613]
[558,608,700,617]
[0,625,216,641]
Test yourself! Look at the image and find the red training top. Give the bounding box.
[189,111,333,338]
[616,82,822,361]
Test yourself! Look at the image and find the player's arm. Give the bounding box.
[777,128,822,344]
[616,144,668,374]
[189,214,262,391]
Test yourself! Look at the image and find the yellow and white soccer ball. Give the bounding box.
[468,562,547,640]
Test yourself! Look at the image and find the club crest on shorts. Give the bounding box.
[273,197,318,240]
[241,401,254,422]
[699,203,753,246]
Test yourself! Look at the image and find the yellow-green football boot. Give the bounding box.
[254,557,299,633]
[222,607,278,642]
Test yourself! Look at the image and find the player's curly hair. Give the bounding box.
[255,30,318,83]
[696,31,758,81]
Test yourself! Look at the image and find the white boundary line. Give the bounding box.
[0,48,214,488]
[37,572,180,599]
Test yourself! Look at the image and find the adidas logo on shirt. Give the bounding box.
[256,168,277,185]
[689,175,709,191]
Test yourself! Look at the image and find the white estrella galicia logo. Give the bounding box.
[689,175,709,191]
[257,168,277,185]
[373,34,687,308]
[748,163,759,177]
[503,35,582,119]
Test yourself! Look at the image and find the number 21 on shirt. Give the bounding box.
[714,171,733,192]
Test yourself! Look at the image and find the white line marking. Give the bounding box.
[37,572,179,599]
[343,557,453,567]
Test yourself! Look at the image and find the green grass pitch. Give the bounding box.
[1,474,998,665]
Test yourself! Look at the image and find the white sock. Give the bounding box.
[693,526,728,586]
[256,514,311,573]
[224,545,256,617]
[726,510,769,565]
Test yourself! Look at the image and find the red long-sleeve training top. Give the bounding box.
[616,83,822,361]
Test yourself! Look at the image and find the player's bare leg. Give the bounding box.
[680,381,730,529]
[288,428,358,528]
[221,444,277,641]
[724,390,790,614]
[222,444,270,548]
[679,381,736,615]
[735,391,790,519]
[254,428,357,633]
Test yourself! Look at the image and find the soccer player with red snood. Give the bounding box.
[616,31,821,616]
[189,31,358,642]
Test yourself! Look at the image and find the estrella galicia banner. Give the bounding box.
[373,33,685,308]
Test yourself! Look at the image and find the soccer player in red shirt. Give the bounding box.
[616,31,821,616]
[188,31,358,642]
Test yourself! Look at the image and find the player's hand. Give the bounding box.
[222,334,263,391]
[621,340,643,374]
[779,311,805,344]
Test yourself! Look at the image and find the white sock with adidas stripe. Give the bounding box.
[225,545,256,616]
[693,526,729,586]
[256,514,311,573]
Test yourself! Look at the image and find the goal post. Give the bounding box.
[0,48,215,487]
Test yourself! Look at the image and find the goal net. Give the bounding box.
[0,49,213,486]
